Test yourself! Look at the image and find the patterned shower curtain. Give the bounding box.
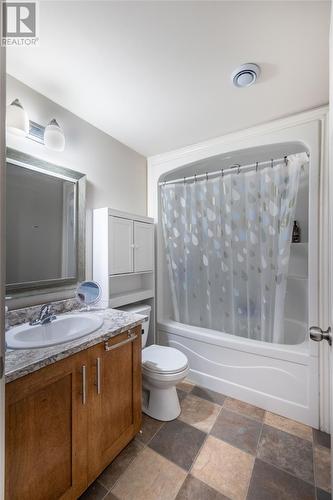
[160,152,308,343]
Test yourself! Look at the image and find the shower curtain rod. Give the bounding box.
[159,153,309,186]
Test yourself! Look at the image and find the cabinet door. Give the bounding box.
[87,326,142,481]
[6,352,89,500]
[109,216,133,274]
[134,221,154,272]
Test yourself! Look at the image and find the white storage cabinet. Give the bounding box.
[93,208,155,308]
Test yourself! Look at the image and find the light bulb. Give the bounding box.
[6,98,29,136]
[44,119,65,151]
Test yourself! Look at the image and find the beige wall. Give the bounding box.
[6,75,147,306]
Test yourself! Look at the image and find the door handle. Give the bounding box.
[81,365,87,405]
[104,331,137,351]
[309,326,332,345]
[95,357,101,395]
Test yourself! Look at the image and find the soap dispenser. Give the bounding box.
[292,220,301,243]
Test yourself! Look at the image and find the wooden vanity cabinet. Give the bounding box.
[5,350,89,500]
[87,328,142,482]
[5,325,142,500]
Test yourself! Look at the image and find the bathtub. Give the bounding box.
[158,318,318,426]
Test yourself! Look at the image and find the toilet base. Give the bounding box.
[142,385,181,421]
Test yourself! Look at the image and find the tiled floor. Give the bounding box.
[80,380,331,500]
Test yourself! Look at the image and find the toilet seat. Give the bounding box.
[142,345,189,375]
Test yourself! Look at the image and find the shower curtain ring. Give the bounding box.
[194,174,197,182]
[284,155,288,166]
[255,162,258,172]
[271,159,274,168]
[237,165,241,175]
[183,176,186,185]
[221,169,224,178]
[206,172,208,181]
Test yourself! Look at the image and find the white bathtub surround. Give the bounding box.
[148,108,329,429]
[158,149,312,425]
[160,152,308,344]
[159,320,316,426]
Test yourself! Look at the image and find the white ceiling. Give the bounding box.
[7,1,330,157]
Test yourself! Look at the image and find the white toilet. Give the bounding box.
[121,304,189,421]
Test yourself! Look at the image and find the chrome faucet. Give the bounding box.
[29,304,57,326]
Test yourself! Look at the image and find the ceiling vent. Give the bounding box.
[231,63,260,88]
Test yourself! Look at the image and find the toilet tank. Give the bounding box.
[119,304,151,348]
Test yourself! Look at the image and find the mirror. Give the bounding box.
[6,148,86,295]
[76,281,101,308]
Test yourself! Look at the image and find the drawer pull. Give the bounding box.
[81,365,87,405]
[105,331,137,351]
[96,357,101,395]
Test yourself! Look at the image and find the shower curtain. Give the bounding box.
[160,152,308,343]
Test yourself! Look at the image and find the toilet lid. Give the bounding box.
[142,345,188,374]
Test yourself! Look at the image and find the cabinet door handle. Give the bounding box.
[95,357,101,395]
[81,365,87,405]
[104,332,137,351]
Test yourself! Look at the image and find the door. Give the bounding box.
[309,100,332,485]
[327,13,333,491]
[87,327,142,482]
[134,221,154,272]
[109,216,133,274]
[0,44,5,500]
[5,352,88,500]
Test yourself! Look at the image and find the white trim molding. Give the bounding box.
[318,111,330,433]
[148,106,328,215]
[149,106,328,166]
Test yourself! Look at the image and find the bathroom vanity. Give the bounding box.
[5,308,144,500]
[4,150,147,499]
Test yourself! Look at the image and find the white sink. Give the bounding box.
[6,313,104,349]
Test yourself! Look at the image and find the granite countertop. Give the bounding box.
[5,308,147,383]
